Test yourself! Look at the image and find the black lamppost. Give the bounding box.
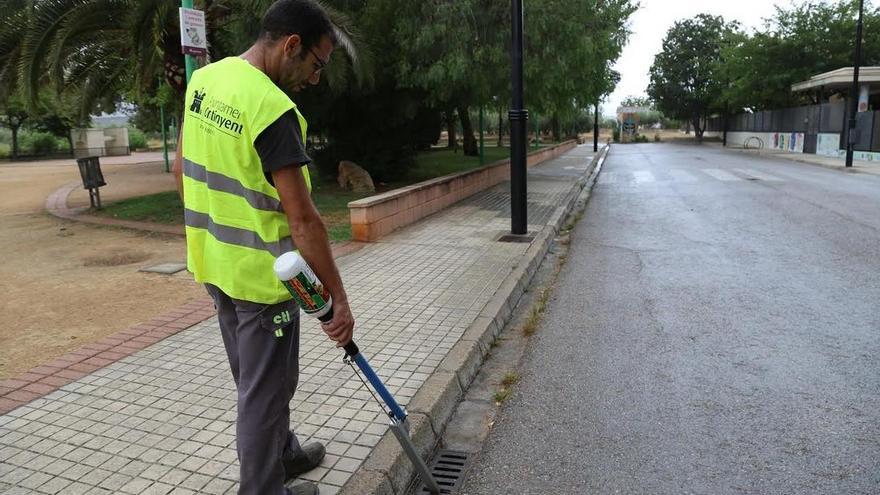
[845,0,865,168]
[594,99,600,152]
[509,0,528,235]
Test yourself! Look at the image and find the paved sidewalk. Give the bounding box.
[0,146,597,495]
[719,144,880,176]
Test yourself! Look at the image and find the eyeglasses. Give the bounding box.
[309,47,328,74]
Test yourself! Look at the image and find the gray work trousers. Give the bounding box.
[206,284,304,495]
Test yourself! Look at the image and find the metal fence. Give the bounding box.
[706,102,880,152]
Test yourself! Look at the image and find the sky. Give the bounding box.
[603,0,787,116]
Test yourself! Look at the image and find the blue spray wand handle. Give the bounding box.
[343,341,407,422]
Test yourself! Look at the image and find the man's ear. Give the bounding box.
[284,34,303,58]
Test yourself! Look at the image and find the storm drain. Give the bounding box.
[418,450,471,494]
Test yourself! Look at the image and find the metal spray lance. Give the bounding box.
[273,252,442,494]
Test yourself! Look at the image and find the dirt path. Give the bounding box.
[0,157,203,380]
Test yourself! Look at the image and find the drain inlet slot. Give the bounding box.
[418,450,471,494]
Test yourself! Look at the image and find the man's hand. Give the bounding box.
[321,299,354,347]
[272,165,356,347]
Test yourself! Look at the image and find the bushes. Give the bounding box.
[304,85,442,183]
[19,132,64,154]
[128,128,147,150]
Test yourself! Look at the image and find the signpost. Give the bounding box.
[179,3,204,83]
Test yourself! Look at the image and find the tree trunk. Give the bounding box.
[458,105,478,156]
[10,124,20,159]
[66,133,74,154]
[497,107,504,147]
[685,120,691,134]
[446,109,457,150]
[551,114,562,142]
[693,117,704,143]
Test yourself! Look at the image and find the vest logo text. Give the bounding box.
[190,89,244,136]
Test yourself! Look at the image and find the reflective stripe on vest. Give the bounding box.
[184,209,293,257]
[183,158,283,212]
[182,57,310,304]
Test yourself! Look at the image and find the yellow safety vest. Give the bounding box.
[182,56,312,304]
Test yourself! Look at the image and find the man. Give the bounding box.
[172,1,355,494]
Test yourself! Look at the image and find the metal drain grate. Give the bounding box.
[418,450,471,494]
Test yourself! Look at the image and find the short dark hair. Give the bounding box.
[259,0,337,49]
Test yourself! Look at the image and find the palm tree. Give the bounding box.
[12,0,370,120]
[16,0,189,115]
[0,0,31,158]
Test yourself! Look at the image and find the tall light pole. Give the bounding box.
[845,0,865,168]
[509,0,528,235]
[593,99,600,152]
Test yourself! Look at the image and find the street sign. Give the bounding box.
[179,7,207,56]
[858,84,869,112]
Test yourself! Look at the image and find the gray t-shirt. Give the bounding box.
[254,109,311,185]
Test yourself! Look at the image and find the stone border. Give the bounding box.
[0,221,362,417]
[0,298,216,415]
[349,141,579,242]
[46,180,185,236]
[339,144,611,495]
[45,183,370,260]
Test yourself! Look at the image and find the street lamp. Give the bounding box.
[509,0,528,235]
[845,0,865,168]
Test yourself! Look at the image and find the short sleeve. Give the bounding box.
[254,109,311,173]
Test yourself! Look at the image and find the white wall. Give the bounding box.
[71,127,130,158]
[102,128,129,156]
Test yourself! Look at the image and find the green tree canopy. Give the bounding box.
[648,14,741,140]
[720,0,880,111]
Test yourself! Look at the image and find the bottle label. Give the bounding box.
[282,273,330,314]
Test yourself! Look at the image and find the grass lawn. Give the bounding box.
[95,145,541,242]
[406,146,510,183]
[94,187,371,243]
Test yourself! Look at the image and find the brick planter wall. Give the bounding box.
[349,140,578,241]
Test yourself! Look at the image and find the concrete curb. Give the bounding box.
[339,144,611,495]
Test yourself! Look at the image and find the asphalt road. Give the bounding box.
[460,143,880,495]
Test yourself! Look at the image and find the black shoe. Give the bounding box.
[286,481,319,495]
[283,442,326,481]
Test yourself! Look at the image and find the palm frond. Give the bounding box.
[18,0,92,106]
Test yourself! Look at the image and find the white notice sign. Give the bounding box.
[858,84,870,113]
[179,7,207,56]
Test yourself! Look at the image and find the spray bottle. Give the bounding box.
[273,251,334,322]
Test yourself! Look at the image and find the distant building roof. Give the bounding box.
[791,67,880,92]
